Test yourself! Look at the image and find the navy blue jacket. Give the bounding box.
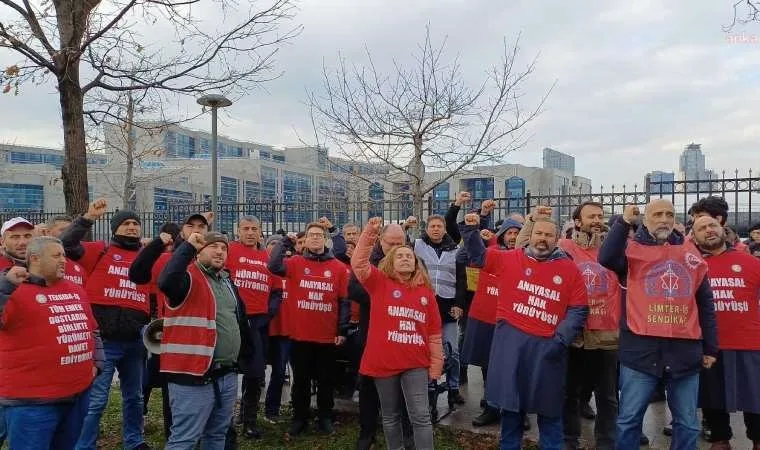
[598,221,719,379]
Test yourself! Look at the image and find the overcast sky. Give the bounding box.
[1,0,759,189]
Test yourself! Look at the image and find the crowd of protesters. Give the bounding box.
[0,193,759,450]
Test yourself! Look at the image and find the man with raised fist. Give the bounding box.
[63,199,153,450]
[599,200,718,450]
[157,231,254,449]
[461,211,588,449]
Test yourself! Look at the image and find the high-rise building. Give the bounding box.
[645,171,675,194]
[542,147,575,174]
[679,143,707,179]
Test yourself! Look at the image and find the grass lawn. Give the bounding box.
[99,389,508,449]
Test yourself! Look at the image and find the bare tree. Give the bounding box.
[725,1,760,30]
[0,0,300,215]
[308,27,553,218]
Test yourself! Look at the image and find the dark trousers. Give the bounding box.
[564,348,619,450]
[358,374,381,440]
[290,340,336,421]
[264,336,291,417]
[241,315,269,426]
[143,354,172,439]
[704,410,760,442]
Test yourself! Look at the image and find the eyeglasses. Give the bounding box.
[306,233,325,239]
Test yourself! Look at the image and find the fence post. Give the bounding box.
[427,196,432,218]
[270,200,277,234]
[525,191,532,216]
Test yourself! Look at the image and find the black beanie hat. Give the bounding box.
[111,210,141,235]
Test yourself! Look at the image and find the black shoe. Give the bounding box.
[449,390,466,405]
[640,435,649,446]
[580,402,596,420]
[472,408,500,427]
[356,435,376,450]
[317,418,334,435]
[663,424,673,437]
[244,424,263,439]
[523,415,531,431]
[430,406,439,424]
[287,420,308,437]
[480,398,487,409]
[460,368,468,385]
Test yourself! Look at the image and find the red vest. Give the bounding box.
[0,256,14,271]
[0,280,96,400]
[705,250,760,350]
[64,258,87,287]
[85,246,150,314]
[160,263,217,376]
[483,248,588,337]
[227,241,277,316]
[284,256,349,344]
[559,239,621,331]
[268,278,289,337]
[625,240,706,339]
[359,267,442,378]
[150,252,173,318]
[469,267,500,325]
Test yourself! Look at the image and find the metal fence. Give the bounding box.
[2,172,759,239]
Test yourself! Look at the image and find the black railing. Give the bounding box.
[2,173,758,238]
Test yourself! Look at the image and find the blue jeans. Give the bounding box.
[0,406,5,446]
[442,322,460,390]
[500,410,562,450]
[5,388,90,450]
[76,338,146,450]
[166,372,238,450]
[616,365,699,450]
[264,336,291,417]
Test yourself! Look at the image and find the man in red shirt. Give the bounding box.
[227,215,282,439]
[0,236,104,449]
[268,222,350,437]
[461,213,589,449]
[692,216,760,450]
[45,215,88,287]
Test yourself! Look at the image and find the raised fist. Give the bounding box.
[159,232,174,246]
[367,217,383,233]
[532,205,552,221]
[623,205,641,225]
[480,199,496,216]
[455,191,472,207]
[480,229,494,241]
[85,199,108,221]
[202,211,215,224]
[186,232,205,250]
[5,266,29,285]
[318,216,333,230]
[464,213,480,226]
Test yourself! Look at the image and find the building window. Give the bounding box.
[432,182,450,215]
[368,182,384,218]
[260,166,277,202]
[0,183,44,211]
[283,171,312,223]
[317,176,348,226]
[505,177,526,213]
[460,178,494,209]
[272,154,285,163]
[219,176,239,233]
[152,187,194,235]
[260,151,270,160]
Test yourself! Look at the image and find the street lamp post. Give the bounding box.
[197,94,233,229]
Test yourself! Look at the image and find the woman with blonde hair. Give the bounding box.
[351,217,443,450]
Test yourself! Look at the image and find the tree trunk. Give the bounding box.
[58,59,90,216]
[122,94,135,210]
[411,134,425,220]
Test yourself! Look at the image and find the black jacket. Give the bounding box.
[157,242,255,382]
[60,216,149,341]
[267,239,351,337]
[598,221,719,379]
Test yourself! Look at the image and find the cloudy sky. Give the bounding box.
[1,0,759,189]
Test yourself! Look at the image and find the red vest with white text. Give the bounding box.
[227,241,278,316]
[284,256,349,343]
[64,257,87,287]
[269,278,289,337]
[160,263,217,376]
[705,250,760,350]
[625,240,706,339]
[0,280,96,399]
[483,248,588,337]
[559,239,621,331]
[85,246,150,314]
[469,267,500,325]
